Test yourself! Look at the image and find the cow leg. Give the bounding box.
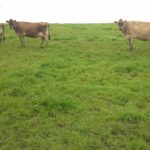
[128,37,133,50]
[44,28,49,46]
[3,34,5,41]
[19,36,23,46]
[45,36,49,46]
[40,37,45,48]
[22,36,25,46]
[2,31,5,41]
[19,36,25,46]
[43,35,49,46]
[0,35,3,43]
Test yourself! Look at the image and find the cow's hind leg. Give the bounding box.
[0,35,3,44]
[43,34,49,46]
[46,36,49,46]
[128,37,133,50]
[19,36,22,46]
[40,37,45,48]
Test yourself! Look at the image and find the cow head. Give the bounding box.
[6,19,16,29]
[114,19,127,30]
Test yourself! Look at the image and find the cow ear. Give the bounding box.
[124,20,127,23]
[6,20,9,23]
[114,21,118,24]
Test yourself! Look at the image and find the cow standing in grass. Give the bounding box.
[0,23,5,43]
[115,19,150,50]
[6,19,50,47]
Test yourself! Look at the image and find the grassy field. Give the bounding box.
[0,23,150,150]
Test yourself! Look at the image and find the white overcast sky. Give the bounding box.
[0,0,149,23]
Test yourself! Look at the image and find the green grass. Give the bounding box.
[0,23,150,150]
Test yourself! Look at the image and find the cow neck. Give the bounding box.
[121,24,127,34]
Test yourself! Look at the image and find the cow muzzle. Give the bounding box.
[118,26,123,30]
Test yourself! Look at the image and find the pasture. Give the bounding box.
[0,24,150,150]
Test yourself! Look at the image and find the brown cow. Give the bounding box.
[114,19,150,50]
[0,23,5,43]
[6,19,50,47]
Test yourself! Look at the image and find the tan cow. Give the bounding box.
[114,19,150,50]
[0,23,5,43]
[6,19,50,47]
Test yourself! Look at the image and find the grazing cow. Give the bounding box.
[6,19,50,47]
[0,23,5,43]
[114,19,150,50]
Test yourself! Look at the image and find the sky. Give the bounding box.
[0,0,149,23]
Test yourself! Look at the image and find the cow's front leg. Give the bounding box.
[3,34,5,41]
[19,36,25,46]
[19,36,23,46]
[128,37,133,50]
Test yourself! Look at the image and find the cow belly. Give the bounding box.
[131,27,150,40]
[135,32,150,40]
[26,34,38,38]
[22,32,44,38]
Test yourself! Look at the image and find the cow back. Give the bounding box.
[124,21,150,40]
